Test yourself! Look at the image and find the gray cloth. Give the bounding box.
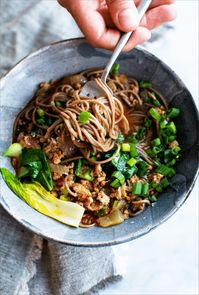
[0,1,121,294]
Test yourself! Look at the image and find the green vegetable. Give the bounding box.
[168,135,176,143]
[137,160,149,177]
[122,143,131,152]
[112,153,129,173]
[149,108,161,121]
[0,168,84,227]
[110,63,120,75]
[110,178,120,189]
[151,138,161,147]
[97,209,124,227]
[37,108,45,117]
[127,157,137,167]
[167,121,176,134]
[21,148,53,191]
[139,81,152,89]
[150,181,163,192]
[75,159,94,181]
[3,143,23,157]
[112,171,125,185]
[132,182,142,195]
[130,143,138,157]
[141,183,149,195]
[78,111,90,124]
[171,146,181,155]
[160,177,170,188]
[167,108,180,118]
[148,195,157,202]
[155,164,174,177]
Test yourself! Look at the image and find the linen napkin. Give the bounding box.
[0,1,121,294]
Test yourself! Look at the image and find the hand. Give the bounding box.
[58,0,176,51]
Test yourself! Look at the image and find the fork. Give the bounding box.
[80,0,152,98]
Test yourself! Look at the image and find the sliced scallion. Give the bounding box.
[37,108,45,117]
[151,138,161,147]
[149,108,161,121]
[122,143,131,152]
[112,171,125,185]
[132,182,142,195]
[167,108,180,118]
[78,111,90,124]
[127,157,137,167]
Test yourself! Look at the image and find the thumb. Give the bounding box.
[106,0,139,32]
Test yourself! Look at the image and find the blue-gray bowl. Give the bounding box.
[0,38,198,246]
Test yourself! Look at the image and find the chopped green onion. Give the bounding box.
[127,157,137,167]
[37,108,45,117]
[130,143,138,157]
[152,146,161,154]
[110,63,120,75]
[167,108,180,118]
[168,135,176,142]
[167,121,176,134]
[149,108,161,121]
[122,143,131,152]
[75,159,94,181]
[151,181,163,192]
[132,182,142,195]
[160,120,168,129]
[78,111,90,124]
[171,146,181,155]
[137,160,149,177]
[110,178,120,189]
[152,98,161,107]
[112,171,125,185]
[151,138,161,147]
[160,177,170,188]
[141,183,149,195]
[155,164,172,176]
[167,159,176,167]
[148,195,157,202]
[139,81,152,89]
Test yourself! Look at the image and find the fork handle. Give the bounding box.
[101,0,152,83]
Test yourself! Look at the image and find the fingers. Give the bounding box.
[106,0,139,32]
[141,4,177,30]
[123,26,151,51]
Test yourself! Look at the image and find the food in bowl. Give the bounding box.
[1,65,181,228]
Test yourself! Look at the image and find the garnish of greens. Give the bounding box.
[0,77,181,228]
[0,168,84,227]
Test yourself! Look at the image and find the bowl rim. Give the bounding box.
[0,37,199,247]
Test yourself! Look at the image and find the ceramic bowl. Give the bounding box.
[0,38,198,246]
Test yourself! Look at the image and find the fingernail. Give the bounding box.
[118,8,138,30]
